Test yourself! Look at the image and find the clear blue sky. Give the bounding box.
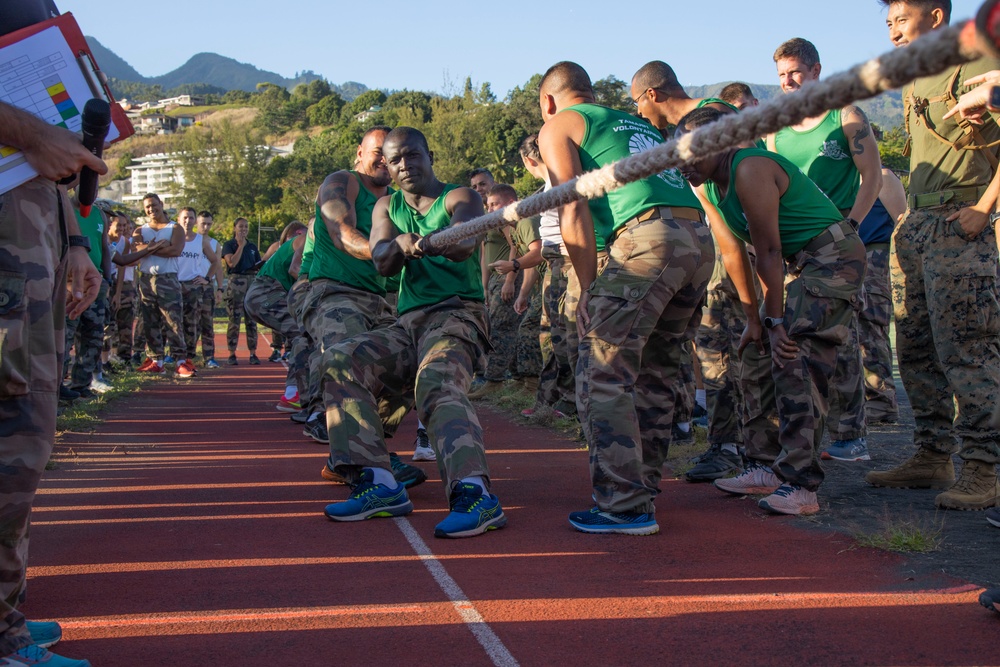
[61,0,983,96]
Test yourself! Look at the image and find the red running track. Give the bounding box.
[32,341,996,666]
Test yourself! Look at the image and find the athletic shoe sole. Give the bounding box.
[758,497,820,516]
[412,447,436,462]
[714,480,780,495]
[321,465,348,485]
[324,499,413,522]
[568,518,659,536]
[821,451,871,461]
[435,513,507,538]
[276,403,301,413]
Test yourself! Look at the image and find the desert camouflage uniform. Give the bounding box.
[482,271,525,381]
[225,274,257,354]
[179,281,206,361]
[245,275,305,391]
[578,213,714,513]
[892,203,1000,463]
[325,297,489,497]
[64,281,108,389]
[858,244,898,421]
[537,249,576,414]
[0,180,69,655]
[137,272,186,359]
[761,220,866,490]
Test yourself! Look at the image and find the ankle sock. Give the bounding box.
[369,466,398,489]
[284,385,297,400]
[460,476,488,496]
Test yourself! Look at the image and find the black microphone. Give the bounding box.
[77,98,111,218]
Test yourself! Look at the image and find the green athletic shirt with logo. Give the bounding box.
[704,148,842,256]
[75,206,104,270]
[567,103,703,250]
[907,55,1000,195]
[389,184,483,315]
[257,236,296,292]
[774,109,858,211]
[309,171,392,296]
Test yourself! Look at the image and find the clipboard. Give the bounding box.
[0,12,134,195]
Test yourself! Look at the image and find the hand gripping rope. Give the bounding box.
[419,1,1000,254]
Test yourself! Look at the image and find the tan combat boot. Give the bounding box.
[864,448,955,489]
[935,460,1000,510]
[468,380,504,400]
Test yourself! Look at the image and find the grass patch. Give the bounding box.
[474,380,584,442]
[664,430,709,477]
[56,368,151,435]
[851,507,945,553]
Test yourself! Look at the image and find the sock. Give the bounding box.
[695,389,706,409]
[677,421,691,433]
[417,419,425,430]
[284,385,297,400]
[307,411,321,423]
[460,476,488,496]
[721,443,739,455]
[369,466,398,489]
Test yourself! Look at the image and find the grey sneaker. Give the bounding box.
[303,419,328,444]
[822,437,870,461]
[412,427,436,461]
[685,444,743,482]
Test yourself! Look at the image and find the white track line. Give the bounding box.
[394,517,519,667]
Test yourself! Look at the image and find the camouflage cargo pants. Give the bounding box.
[578,212,714,513]
[324,297,490,500]
[180,280,206,361]
[245,275,303,390]
[762,220,866,491]
[105,281,136,359]
[563,250,610,395]
[483,271,525,381]
[64,281,108,390]
[825,295,868,441]
[892,203,1000,463]
[301,279,401,426]
[226,274,258,354]
[197,286,216,361]
[515,277,542,380]
[858,244,898,421]
[0,180,69,655]
[137,272,186,359]
[287,278,315,405]
[538,249,576,414]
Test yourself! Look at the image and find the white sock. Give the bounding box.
[721,443,739,455]
[369,466,398,488]
[284,385,297,400]
[307,411,321,423]
[417,419,425,430]
[695,389,706,409]
[677,421,691,433]
[460,476,488,495]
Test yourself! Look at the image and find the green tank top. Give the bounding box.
[308,171,388,296]
[774,109,858,211]
[258,237,296,292]
[389,184,483,315]
[75,206,104,270]
[696,97,739,112]
[567,103,703,250]
[704,148,843,256]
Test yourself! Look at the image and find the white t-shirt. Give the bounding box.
[138,222,179,276]
[538,179,565,255]
[177,233,206,282]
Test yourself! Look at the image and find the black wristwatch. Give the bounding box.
[68,235,91,252]
[763,316,785,329]
[511,259,521,272]
[989,211,1000,226]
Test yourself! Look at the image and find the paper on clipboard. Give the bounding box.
[0,25,121,195]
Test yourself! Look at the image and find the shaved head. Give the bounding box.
[631,60,682,94]
[539,61,594,98]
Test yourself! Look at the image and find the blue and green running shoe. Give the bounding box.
[434,483,506,538]
[568,506,659,535]
[324,469,413,521]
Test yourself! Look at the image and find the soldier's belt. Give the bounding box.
[793,218,856,258]
[907,185,988,210]
[615,206,704,240]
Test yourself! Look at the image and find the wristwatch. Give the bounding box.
[763,316,784,329]
[511,259,521,272]
[989,211,1000,226]
[68,235,91,252]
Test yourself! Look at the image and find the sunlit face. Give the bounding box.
[470,172,495,199]
[357,131,391,187]
[178,209,196,232]
[776,57,820,94]
[486,193,515,213]
[886,2,942,47]
[384,135,434,193]
[732,94,758,111]
[629,80,662,127]
[197,215,214,235]
[143,196,164,220]
[234,220,249,238]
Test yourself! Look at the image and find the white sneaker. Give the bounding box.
[90,378,113,394]
[714,461,781,495]
[758,483,820,515]
[412,428,436,461]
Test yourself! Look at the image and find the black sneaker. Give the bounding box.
[130,352,143,365]
[685,444,744,482]
[389,452,427,488]
[248,354,261,365]
[59,385,79,402]
[227,354,238,366]
[980,588,1000,615]
[268,349,281,362]
[303,419,328,444]
[290,409,311,424]
[987,506,1000,529]
[672,424,695,445]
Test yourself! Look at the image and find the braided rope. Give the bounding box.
[423,21,980,251]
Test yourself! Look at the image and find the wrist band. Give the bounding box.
[68,235,92,251]
[512,258,521,272]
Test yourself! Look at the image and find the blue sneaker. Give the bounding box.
[5,644,90,666]
[822,437,870,461]
[434,483,506,538]
[324,469,412,521]
[204,358,220,369]
[568,506,659,535]
[25,621,61,648]
[162,355,175,366]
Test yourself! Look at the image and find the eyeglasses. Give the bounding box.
[631,88,651,107]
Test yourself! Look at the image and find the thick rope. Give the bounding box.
[422,21,980,252]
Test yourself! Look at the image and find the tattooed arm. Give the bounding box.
[842,105,882,223]
[317,170,370,260]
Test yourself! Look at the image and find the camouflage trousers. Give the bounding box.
[226,274,258,354]
[64,281,108,389]
[757,220,866,491]
[245,275,303,390]
[0,180,69,654]
[892,203,1000,463]
[483,271,526,381]
[859,244,898,421]
[301,279,398,419]
[287,279,315,405]
[695,252,746,446]
[197,287,216,361]
[515,278,543,380]
[826,295,868,441]
[137,272,186,359]
[180,280,207,361]
[271,331,285,352]
[324,297,489,500]
[577,212,714,513]
[105,281,136,359]
[563,250,610,395]
[537,250,576,414]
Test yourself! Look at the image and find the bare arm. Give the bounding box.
[371,196,411,277]
[318,170,371,260]
[288,234,307,280]
[878,168,908,223]
[843,106,881,223]
[155,225,185,258]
